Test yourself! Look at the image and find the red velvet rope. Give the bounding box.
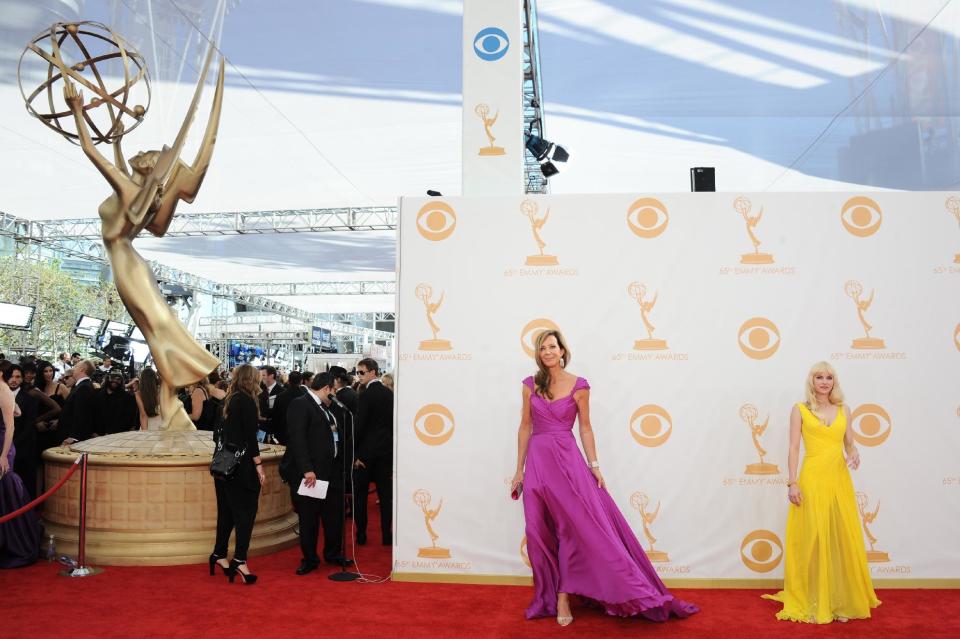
[0,454,83,525]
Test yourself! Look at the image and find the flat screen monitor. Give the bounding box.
[0,302,35,329]
[105,320,132,336]
[129,326,145,342]
[75,315,104,338]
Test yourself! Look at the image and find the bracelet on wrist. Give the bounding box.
[589,460,600,469]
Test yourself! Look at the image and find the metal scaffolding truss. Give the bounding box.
[38,206,399,239]
[0,210,394,340]
[318,312,395,323]
[523,0,547,195]
[235,281,396,296]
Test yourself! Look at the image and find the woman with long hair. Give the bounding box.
[0,360,41,567]
[136,368,162,431]
[510,331,698,626]
[39,361,69,406]
[210,364,264,584]
[763,362,879,623]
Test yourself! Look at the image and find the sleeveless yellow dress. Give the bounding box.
[762,403,880,623]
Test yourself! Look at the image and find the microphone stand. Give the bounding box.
[329,393,359,582]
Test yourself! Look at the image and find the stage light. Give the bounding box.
[525,135,552,161]
[551,145,569,163]
[540,161,559,178]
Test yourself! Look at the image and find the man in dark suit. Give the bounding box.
[60,360,98,444]
[258,366,284,442]
[272,371,306,445]
[329,366,358,416]
[352,358,393,546]
[281,372,352,575]
[8,364,38,498]
[93,369,139,434]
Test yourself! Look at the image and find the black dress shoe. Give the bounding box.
[325,556,355,567]
[296,560,319,575]
[356,533,367,545]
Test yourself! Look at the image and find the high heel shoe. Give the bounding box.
[228,559,258,585]
[209,553,229,576]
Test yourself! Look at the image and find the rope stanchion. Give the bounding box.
[0,454,82,525]
[62,452,102,577]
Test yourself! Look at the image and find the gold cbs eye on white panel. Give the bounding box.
[840,196,882,237]
[520,318,560,359]
[849,403,892,447]
[626,197,669,238]
[740,529,783,573]
[413,403,455,446]
[737,317,781,360]
[629,404,672,447]
[416,201,457,241]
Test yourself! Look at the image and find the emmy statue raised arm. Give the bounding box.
[21,22,223,430]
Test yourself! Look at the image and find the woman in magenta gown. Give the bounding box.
[510,331,698,626]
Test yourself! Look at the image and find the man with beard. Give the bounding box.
[93,369,139,435]
[7,364,59,498]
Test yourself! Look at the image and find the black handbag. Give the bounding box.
[209,433,246,481]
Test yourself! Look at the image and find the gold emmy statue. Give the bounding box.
[845,280,885,350]
[20,21,221,430]
[856,492,890,562]
[734,196,774,265]
[475,103,505,156]
[947,196,960,263]
[630,492,669,562]
[628,281,667,350]
[415,283,452,351]
[414,489,451,559]
[521,199,558,266]
[739,404,779,475]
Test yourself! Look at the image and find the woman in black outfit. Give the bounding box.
[210,364,265,584]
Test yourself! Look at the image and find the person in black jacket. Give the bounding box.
[210,364,264,585]
[271,371,306,445]
[330,366,358,416]
[352,358,393,546]
[60,360,98,444]
[281,372,352,574]
[94,369,139,435]
[257,366,284,442]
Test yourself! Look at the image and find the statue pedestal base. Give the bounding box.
[851,338,885,349]
[867,550,890,563]
[745,463,780,475]
[740,253,774,264]
[417,547,451,559]
[525,255,559,266]
[42,431,297,566]
[479,146,505,156]
[645,550,670,563]
[419,339,453,351]
[634,339,668,351]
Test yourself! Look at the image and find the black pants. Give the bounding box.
[213,478,260,560]
[291,477,344,562]
[13,440,37,499]
[354,454,392,543]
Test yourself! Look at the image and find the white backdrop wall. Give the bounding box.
[393,191,960,585]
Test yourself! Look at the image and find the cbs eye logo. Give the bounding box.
[849,403,891,447]
[520,318,560,359]
[840,196,882,237]
[737,317,781,360]
[416,201,457,241]
[413,404,455,446]
[740,529,783,573]
[473,27,509,61]
[627,197,669,238]
[520,536,531,568]
[629,404,672,447]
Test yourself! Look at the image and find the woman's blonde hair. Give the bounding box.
[223,364,261,422]
[804,361,844,417]
[533,330,571,400]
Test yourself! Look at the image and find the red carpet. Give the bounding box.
[2,499,957,639]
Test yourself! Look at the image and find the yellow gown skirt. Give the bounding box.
[762,403,881,623]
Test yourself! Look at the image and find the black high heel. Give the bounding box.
[228,559,258,585]
[209,553,229,576]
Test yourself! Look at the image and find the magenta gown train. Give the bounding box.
[521,376,698,621]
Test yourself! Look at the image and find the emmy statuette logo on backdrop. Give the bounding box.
[627,197,669,238]
[413,404,455,446]
[520,318,561,358]
[416,201,457,241]
[415,283,452,351]
[841,196,882,237]
[849,404,892,447]
[630,492,669,562]
[475,103,504,156]
[628,282,667,350]
[856,492,890,562]
[413,489,451,559]
[520,199,558,266]
[947,196,960,263]
[738,317,781,360]
[740,530,784,573]
[955,322,960,352]
[845,280,885,349]
[740,404,779,475]
[734,196,774,264]
[629,405,672,447]
[473,27,509,61]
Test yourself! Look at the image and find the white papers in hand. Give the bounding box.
[298,478,329,499]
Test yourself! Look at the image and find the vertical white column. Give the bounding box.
[462,0,524,195]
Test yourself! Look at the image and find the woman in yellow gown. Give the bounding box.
[763,362,880,623]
